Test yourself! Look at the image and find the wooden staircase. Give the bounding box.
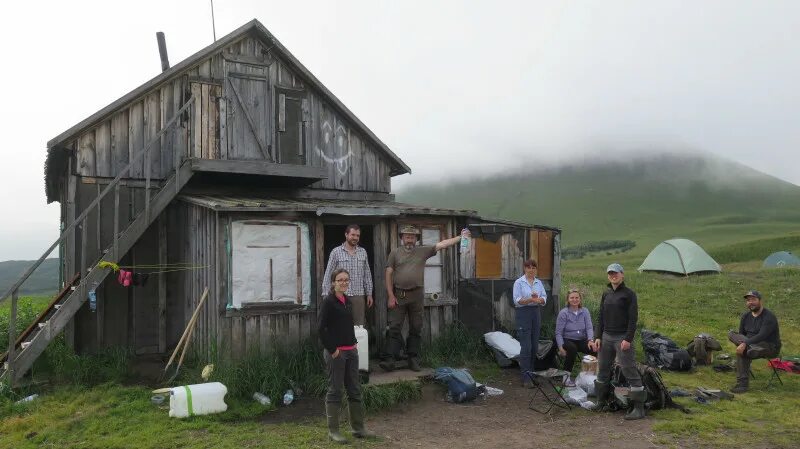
[0,100,195,385]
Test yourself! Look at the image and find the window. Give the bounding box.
[275,87,307,165]
[421,227,443,295]
[230,220,311,307]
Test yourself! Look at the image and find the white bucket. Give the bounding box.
[354,325,369,371]
[169,382,228,418]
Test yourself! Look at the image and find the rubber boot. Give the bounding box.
[593,380,611,411]
[378,357,396,372]
[325,402,348,444]
[624,389,647,420]
[408,356,422,372]
[348,400,376,439]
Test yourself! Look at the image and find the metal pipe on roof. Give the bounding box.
[156,32,170,72]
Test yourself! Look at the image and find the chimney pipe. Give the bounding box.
[156,32,170,72]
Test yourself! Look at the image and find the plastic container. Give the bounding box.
[253,392,271,406]
[354,325,369,372]
[283,389,294,405]
[88,289,97,312]
[169,382,228,418]
[581,355,598,373]
[15,394,38,404]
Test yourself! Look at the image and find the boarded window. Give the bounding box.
[475,237,502,279]
[276,87,307,165]
[529,230,554,279]
[231,220,311,307]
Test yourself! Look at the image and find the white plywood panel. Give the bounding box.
[231,221,311,307]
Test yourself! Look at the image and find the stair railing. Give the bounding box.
[1,99,195,381]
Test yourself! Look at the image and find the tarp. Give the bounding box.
[638,238,721,275]
[763,251,800,268]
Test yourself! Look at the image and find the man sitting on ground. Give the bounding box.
[728,290,781,394]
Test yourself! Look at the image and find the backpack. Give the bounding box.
[611,362,690,413]
[641,329,693,371]
[433,367,481,403]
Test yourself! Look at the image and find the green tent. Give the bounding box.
[638,238,721,275]
[763,251,800,268]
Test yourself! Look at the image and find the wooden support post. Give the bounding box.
[145,144,151,224]
[6,289,18,385]
[80,217,88,281]
[96,183,102,253]
[158,216,167,353]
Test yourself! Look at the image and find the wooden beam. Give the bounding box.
[158,216,168,353]
[190,158,327,179]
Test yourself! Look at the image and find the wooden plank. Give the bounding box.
[212,85,221,159]
[429,306,441,341]
[288,313,300,347]
[245,316,259,356]
[111,111,130,176]
[190,158,326,179]
[227,77,270,160]
[443,305,454,328]
[95,122,112,177]
[475,237,502,279]
[201,84,210,159]
[160,84,175,175]
[144,93,162,178]
[372,221,388,355]
[77,130,96,177]
[158,216,167,353]
[128,101,145,178]
[219,82,228,159]
[191,83,202,158]
[551,232,562,312]
[230,316,244,359]
[6,289,18,384]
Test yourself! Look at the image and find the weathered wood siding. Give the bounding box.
[64,34,392,194]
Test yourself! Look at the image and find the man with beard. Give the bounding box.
[379,225,468,372]
[321,224,374,326]
[728,290,781,393]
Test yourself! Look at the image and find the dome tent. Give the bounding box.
[638,238,721,275]
[763,251,800,268]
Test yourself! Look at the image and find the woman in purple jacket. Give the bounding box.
[556,288,597,384]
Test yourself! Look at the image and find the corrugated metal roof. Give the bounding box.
[178,194,479,217]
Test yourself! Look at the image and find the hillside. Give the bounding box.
[0,259,59,296]
[397,153,800,254]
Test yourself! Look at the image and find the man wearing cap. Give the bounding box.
[592,263,647,420]
[728,290,781,393]
[380,225,468,372]
[321,224,373,326]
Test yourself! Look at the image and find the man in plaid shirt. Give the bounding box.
[321,224,374,326]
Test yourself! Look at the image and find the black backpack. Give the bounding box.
[611,362,690,413]
[641,329,693,371]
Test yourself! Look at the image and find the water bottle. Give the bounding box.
[283,389,294,405]
[460,228,470,251]
[88,289,97,312]
[253,392,271,406]
[15,394,38,404]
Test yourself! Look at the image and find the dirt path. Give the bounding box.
[369,369,673,449]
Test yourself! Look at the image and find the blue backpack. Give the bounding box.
[434,367,480,403]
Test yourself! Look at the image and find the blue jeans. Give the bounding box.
[516,305,541,379]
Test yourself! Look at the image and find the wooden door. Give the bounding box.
[224,72,271,161]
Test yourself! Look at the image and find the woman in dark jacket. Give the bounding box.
[318,268,374,443]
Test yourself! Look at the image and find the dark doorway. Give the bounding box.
[323,224,376,326]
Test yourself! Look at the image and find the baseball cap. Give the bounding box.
[743,290,762,300]
[606,263,624,273]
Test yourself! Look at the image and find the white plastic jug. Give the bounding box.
[354,325,369,371]
[169,382,228,418]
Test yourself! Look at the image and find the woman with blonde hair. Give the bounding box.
[555,287,596,385]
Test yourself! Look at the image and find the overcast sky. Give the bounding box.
[1,0,798,260]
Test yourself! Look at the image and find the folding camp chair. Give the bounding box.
[524,369,571,414]
[766,357,785,388]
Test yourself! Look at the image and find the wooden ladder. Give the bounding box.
[0,100,196,386]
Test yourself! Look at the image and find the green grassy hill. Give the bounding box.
[0,259,59,296]
[398,153,800,257]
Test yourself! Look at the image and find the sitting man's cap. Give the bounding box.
[606,263,624,273]
[399,225,421,236]
[743,290,762,300]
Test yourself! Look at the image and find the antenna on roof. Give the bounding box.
[210,0,217,42]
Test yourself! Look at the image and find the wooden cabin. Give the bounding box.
[4,19,560,381]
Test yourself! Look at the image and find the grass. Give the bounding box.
[563,255,800,448]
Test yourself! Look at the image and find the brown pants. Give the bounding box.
[349,295,366,327]
[386,287,424,358]
[728,331,779,385]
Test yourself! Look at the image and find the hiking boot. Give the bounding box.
[730,383,749,394]
[624,389,647,420]
[593,380,611,411]
[325,402,348,444]
[348,400,377,439]
[408,357,422,372]
[378,358,396,372]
